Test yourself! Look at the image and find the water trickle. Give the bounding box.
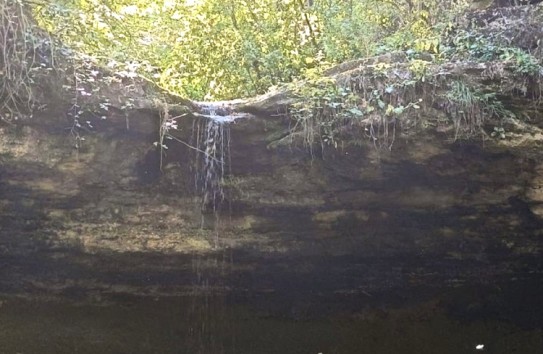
[196,117,229,214]
[192,104,247,220]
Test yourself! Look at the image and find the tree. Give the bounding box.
[28,0,468,100]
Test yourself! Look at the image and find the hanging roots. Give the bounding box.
[0,0,50,122]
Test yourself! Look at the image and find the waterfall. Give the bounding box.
[192,104,246,218]
[195,114,230,214]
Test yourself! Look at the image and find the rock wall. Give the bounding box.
[1,104,542,302]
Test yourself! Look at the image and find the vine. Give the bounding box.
[0,0,52,122]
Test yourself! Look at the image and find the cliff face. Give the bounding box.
[0,99,542,302]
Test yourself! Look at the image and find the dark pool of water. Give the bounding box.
[1,278,542,354]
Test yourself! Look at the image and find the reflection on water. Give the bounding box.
[0,279,541,354]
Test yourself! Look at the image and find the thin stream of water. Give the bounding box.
[192,104,241,246]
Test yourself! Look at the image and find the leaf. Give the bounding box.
[386,104,394,115]
[393,106,404,115]
[348,107,363,116]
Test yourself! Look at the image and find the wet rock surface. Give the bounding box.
[1,106,542,305]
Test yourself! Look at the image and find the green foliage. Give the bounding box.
[33,0,320,100]
[444,30,497,61]
[443,29,542,75]
[444,81,514,139]
[4,0,537,153]
[500,48,541,75]
[408,60,430,80]
[288,61,425,151]
[30,0,471,101]
[289,76,351,150]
